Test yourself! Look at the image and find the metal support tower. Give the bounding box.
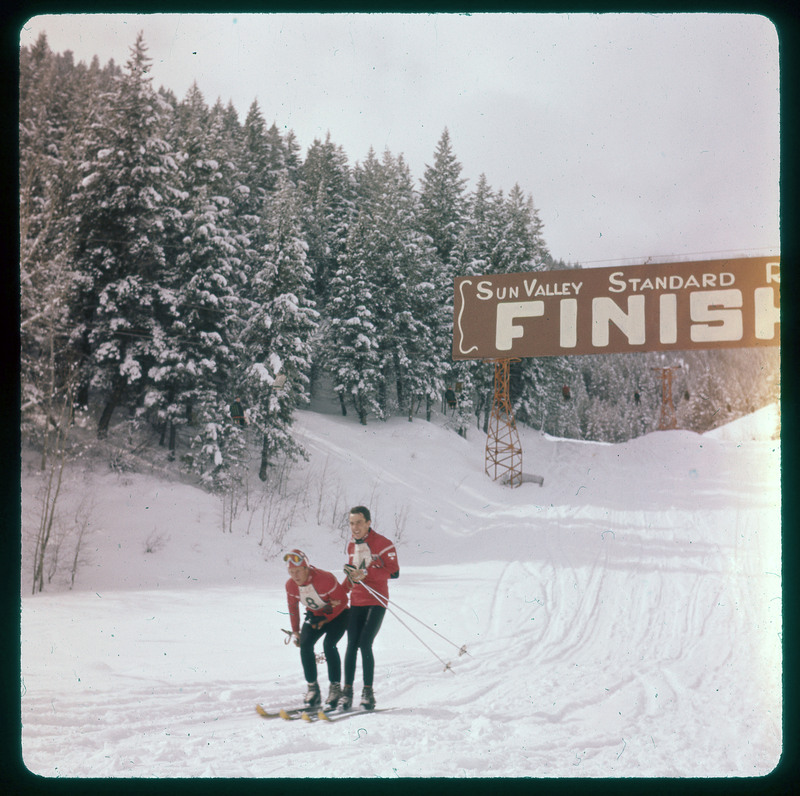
[652,365,681,430]
[485,358,523,487]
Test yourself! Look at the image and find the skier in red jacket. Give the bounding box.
[284,549,349,710]
[340,506,399,711]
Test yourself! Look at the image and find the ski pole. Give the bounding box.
[361,584,454,673]
[356,581,462,672]
[358,580,471,658]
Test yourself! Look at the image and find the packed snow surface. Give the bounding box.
[20,403,781,778]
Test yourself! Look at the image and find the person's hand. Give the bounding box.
[344,563,366,583]
[292,632,300,647]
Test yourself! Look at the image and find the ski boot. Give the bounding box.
[338,684,353,711]
[360,685,376,711]
[303,682,321,709]
[323,682,342,711]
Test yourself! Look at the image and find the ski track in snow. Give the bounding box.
[19,406,782,778]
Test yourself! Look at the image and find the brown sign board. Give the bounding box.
[452,256,780,360]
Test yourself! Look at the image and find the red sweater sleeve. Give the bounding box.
[369,531,399,578]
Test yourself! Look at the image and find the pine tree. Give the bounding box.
[239,176,318,480]
[347,149,443,420]
[488,184,549,274]
[419,129,470,420]
[67,32,182,438]
[234,101,272,284]
[140,81,248,473]
[20,34,86,456]
[284,129,303,184]
[236,104,297,304]
[299,132,355,308]
[325,212,383,424]
[419,128,467,267]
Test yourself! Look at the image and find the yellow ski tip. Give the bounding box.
[256,704,269,717]
[279,709,292,720]
[317,710,332,721]
[301,711,312,722]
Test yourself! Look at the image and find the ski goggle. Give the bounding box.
[283,551,308,567]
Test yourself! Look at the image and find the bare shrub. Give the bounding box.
[393,503,409,544]
[256,484,306,560]
[68,496,95,588]
[310,456,348,537]
[27,474,96,592]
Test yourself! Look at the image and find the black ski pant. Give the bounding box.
[343,604,386,688]
[299,609,349,685]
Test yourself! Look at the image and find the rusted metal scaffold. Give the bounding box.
[652,365,682,430]
[484,358,523,487]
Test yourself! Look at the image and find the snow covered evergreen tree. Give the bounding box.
[419,128,470,420]
[265,122,290,188]
[239,176,318,480]
[299,132,355,308]
[66,32,182,438]
[239,101,272,211]
[490,184,549,274]
[324,206,385,424]
[343,149,442,420]
[419,128,467,268]
[284,129,303,185]
[235,103,298,306]
[140,82,249,480]
[19,34,93,461]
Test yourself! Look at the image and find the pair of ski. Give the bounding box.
[256,702,387,723]
[256,703,336,722]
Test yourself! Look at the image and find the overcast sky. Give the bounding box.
[19,12,780,267]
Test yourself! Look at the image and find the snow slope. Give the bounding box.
[19,403,782,778]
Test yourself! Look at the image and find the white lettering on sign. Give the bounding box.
[592,295,646,347]
[452,258,780,359]
[608,270,735,293]
[689,290,743,342]
[477,278,584,300]
[659,294,678,344]
[766,262,780,284]
[496,301,544,350]
[560,298,578,348]
[476,280,493,300]
[488,288,776,352]
[754,286,780,339]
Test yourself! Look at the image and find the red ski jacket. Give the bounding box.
[285,566,349,633]
[344,529,399,607]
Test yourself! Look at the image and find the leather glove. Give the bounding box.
[344,563,366,583]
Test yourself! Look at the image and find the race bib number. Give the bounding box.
[298,582,326,611]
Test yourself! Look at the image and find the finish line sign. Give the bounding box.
[452,256,780,360]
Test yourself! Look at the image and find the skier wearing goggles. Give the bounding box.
[283,549,349,710]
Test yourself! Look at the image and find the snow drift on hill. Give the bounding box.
[19,404,781,779]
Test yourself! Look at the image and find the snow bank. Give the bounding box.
[703,402,780,442]
[19,406,782,778]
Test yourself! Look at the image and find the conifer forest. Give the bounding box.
[20,32,780,493]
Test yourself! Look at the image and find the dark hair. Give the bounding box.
[349,505,371,522]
